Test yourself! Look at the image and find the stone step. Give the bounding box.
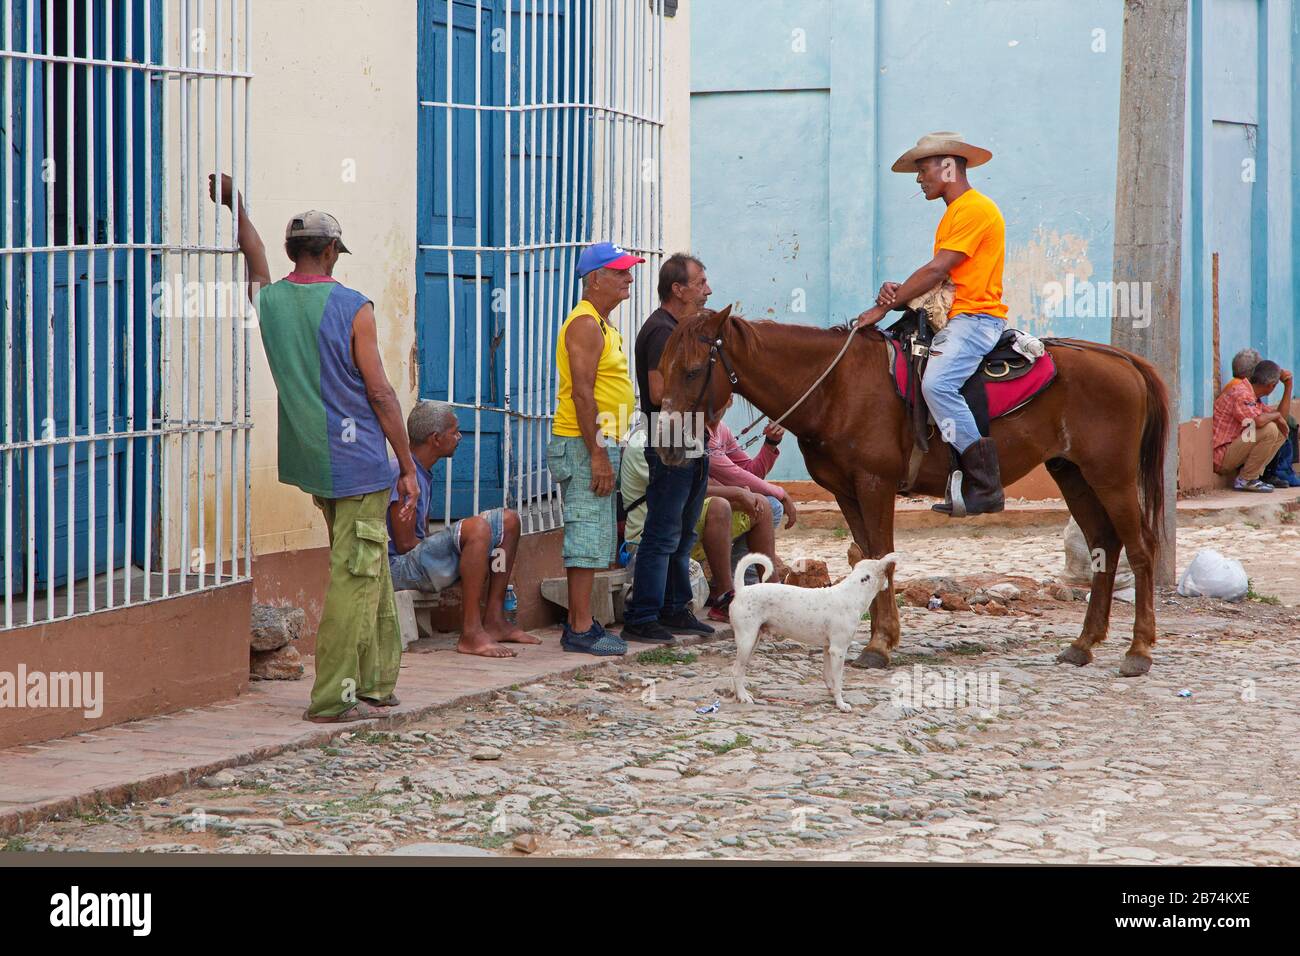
[539,568,631,625]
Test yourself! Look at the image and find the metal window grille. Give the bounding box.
[416,0,665,535]
[0,0,252,629]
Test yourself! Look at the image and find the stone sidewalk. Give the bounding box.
[0,627,726,836]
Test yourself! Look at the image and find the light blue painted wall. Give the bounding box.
[692,0,1300,478]
[872,0,1124,346]
[1180,0,1295,421]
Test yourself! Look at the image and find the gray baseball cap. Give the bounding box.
[285,210,351,254]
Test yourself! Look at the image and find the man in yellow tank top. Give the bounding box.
[548,242,642,656]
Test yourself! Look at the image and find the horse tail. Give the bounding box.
[1132,353,1171,556]
[734,552,774,590]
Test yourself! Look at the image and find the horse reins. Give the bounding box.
[695,320,862,450]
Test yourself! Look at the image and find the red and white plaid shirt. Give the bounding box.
[1212,379,1270,469]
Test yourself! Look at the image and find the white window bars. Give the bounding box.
[0,0,252,629]
[416,0,665,535]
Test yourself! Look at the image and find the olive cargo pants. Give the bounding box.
[307,489,402,718]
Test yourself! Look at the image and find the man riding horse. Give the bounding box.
[855,131,1006,516]
[657,129,1170,677]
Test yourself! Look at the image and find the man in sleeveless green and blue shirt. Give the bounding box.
[210,174,418,723]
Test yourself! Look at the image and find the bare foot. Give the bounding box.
[457,627,517,658]
[487,621,542,645]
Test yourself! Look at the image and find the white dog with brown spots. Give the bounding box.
[728,552,899,712]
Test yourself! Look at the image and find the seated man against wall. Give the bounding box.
[620,420,781,621]
[1212,360,1293,492]
[387,400,537,658]
[690,485,783,621]
[1219,348,1300,487]
[1220,347,1262,395]
[699,402,798,614]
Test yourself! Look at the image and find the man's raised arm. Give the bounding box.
[208,172,271,304]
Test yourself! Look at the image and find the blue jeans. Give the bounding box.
[625,445,708,624]
[922,312,1006,453]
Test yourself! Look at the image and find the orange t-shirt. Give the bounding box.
[933,189,1007,319]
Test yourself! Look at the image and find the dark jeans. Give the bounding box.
[1266,419,1298,478]
[625,445,708,624]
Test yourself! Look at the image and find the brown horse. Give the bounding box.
[657,306,1170,677]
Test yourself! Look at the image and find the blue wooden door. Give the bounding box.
[417,0,507,520]
[0,0,161,594]
[416,0,586,520]
[0,1,42,591]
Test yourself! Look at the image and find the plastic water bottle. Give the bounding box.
[504,585,518,626]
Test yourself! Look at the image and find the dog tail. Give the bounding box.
[734,552,774,590]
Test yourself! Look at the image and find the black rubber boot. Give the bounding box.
[932,438,1005,516]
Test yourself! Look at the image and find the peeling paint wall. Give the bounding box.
[1002,229,1100,340]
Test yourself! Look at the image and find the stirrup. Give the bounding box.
[932,469,967,517]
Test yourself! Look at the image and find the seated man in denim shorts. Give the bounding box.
[387,400,538,658]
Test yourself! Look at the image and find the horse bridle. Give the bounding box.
[688,333,740,420]
[686,316,860,450]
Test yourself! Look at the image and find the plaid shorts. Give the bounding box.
[548,434,622,569]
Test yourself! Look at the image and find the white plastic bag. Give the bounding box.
[1177,548,1248,602]
[688,559,710,613]
[621,557,709,614]
[1061,517,1134,589]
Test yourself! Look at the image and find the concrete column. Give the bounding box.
[1110,0,1188,585]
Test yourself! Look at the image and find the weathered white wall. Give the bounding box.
[247,0,419,557]
[661,0,691,256]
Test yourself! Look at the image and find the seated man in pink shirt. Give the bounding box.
[1212,359,1293,492]
[694,399,799,618]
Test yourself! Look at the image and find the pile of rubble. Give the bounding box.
[250,604,306,681]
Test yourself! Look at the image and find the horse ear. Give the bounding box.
[715,304,733,322]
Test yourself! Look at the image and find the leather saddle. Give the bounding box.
[883,307,1057,491]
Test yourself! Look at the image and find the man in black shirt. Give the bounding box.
[623,254,715,642]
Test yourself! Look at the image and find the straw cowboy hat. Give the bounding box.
[891,131,992,173]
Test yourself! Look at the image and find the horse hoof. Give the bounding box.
[1119,654,1152,678]
[1056,645,1093,667]
[851,649,890,670]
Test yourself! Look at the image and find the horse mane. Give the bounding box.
[685,306,880,343]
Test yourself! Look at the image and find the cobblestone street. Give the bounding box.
[15,521,1299,863]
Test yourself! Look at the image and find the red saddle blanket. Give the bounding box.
[887,338,1058,421]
